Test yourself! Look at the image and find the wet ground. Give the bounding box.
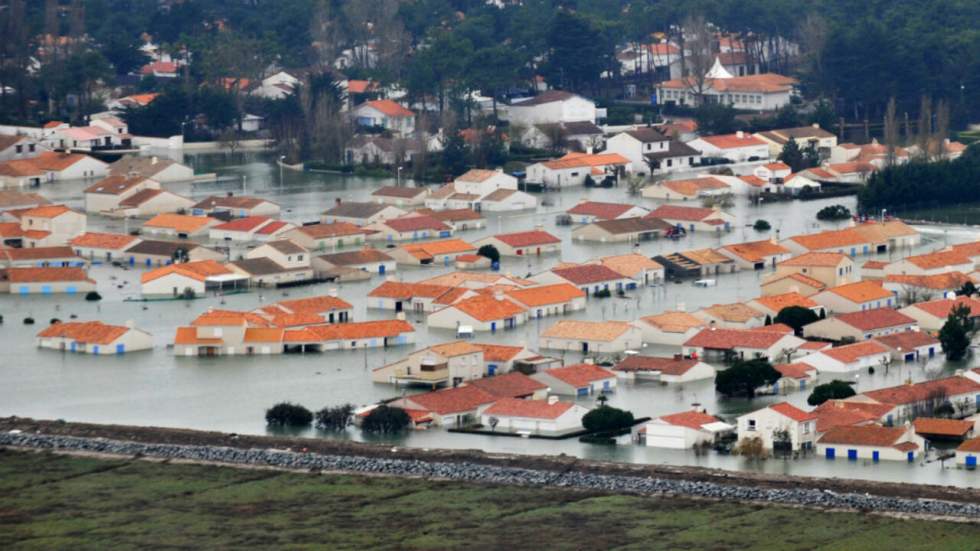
[2,150,978,487]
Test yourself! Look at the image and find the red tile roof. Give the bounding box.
[862,376,980,406]
[912,417,973,437]
[566,201,636,220]
[5,266,93,283]
[552,264,626,285]
[820,341,889,364]
[647,204,718,222]
[773,362,816,379]
[832,308,915,331]
[446,294,526,322]
[37,321,130,344]
[472,343,525,362]
[69,232,138,250]
[482,397,575,419]
[407,386,497,415]
[304,319,414,340]
[684,327,790,350]
[818,425,910,447]
[540,363,615,387]
[466,372,548,398]
[908,296,980,319]
[769,401,816,422]
[493,230,561,248]
[383,215,450,233]
[614,355,702,375]
[698,133,766,149]
[506,283,584,307]
[213,216,274,232]
[872,331,939,351]
[658,410,720,430]
[361,99,413,118]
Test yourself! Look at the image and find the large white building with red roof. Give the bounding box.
[479,396,590,435]
[531,363,617,396]
[473,230,561,257]
[687,131,771,163]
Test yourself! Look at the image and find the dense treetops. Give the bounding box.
[858,146,980,211]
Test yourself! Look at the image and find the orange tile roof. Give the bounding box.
[862,375,980,406]
[773,362,816,379]
[763,272,826,291]
[752,292,818,312]
[191,309,271,327]
[173,326,223,346]
[823,280,891,303]
[698,133,767,149]
[492,230,561,247]
[294,222,366,239]
[661,177,730,197]
[70,232,139,250]
[429,340,485,357]
[821,341,889,364]
[542,152,629,170]
[31,152,95,172]
[144,213,214,233]
[541,320,633,341]
[5,267,93,283]
[780,252,849,268]
[812,400,883,433]
[721,240,790,263]
[141,260,232,284]
[872,330,939,351]
[36,321,131,344]
[819,425,912,448]
[901,250,973,270]
[403,238,475,257]
[305,319,414,340]
[471,343,525,362]
[598,254,663,279]
[907,296,980,319]
[769,401,816,422]
[658,410,721,429]
[243,327,285,343]
[482,397,575,419]
[446,294,526,322]
[368,280,453,300]
[567,201,637,219]
[648,204,718,221]
[641,311,705,333]
[615,355,702,375]
[684,327,789,350]
[274,295,353,313]
[912,417,973,437]
[1,246,78,261]
[361,99,413,118]
[885,272,972,290]
[787,228,870,251]
[957,437,980,453]
[833,308,915,331]
[541,363,615,387]
[213,216,274,232]
[506,283,584,307]
[700,303,764,323]
[22,204,72,219]
[406,386,497,415]
[466,373,547,398]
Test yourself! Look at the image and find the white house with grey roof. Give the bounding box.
[320,201,405,225]
[604,127,701,175]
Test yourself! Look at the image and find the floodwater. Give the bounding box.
[2,150,978,488]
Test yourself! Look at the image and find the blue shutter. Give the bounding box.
[116,344,125,354]
[825,447,835,459]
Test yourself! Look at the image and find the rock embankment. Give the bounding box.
[3,431,978,519]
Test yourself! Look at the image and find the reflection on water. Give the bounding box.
[3,151,979,487]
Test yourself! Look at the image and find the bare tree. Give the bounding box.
[680,15,714,107]
[883,97,899,167]
[934,99,950,158]
[915,95,932,158]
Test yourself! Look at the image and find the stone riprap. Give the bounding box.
[3,431,978,519]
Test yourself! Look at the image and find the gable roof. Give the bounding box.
[482,397,576,420]
[540,363,615,387]
[511,90,580,107]
[598,254,663,279]
[506,283,584,307]
[292,222,366,239]
[906,296,980,319]
[407,385,497,415]
[861,375,980,406]
[492,230,560,247]
[382,215,450,233]
[590,216,673,235]
[359,99,413,118]
[832,308,916,331]
[323,201,392,219]
[697,133,766,149]
[567,201,638,220]
[317,248,393,266]
[143,213,214,233]
[751,292,818,312]
[614,355,702,375]
[541,320,634,342]
[69,232,139,250]
[36,321,131,344]
[820,341,890,364]
[720,240,791,263]
[780,252,849,267]
[551,264,625,285]
[684,327,790,350]
[872,330,939,351]
[648,204,718,222]
[444,294,526,322]
[821,280,891,303]
[4,266,93,283]
[912,417,973,437]
[140,259,232,284]
[660,177,730,197]
[769,401,816,422]
[818,425,909,447]
[657,410,721,430]
[640,311,705,333]
[466,372,548,398]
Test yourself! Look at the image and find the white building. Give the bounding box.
[644,410,733,449]
[736,402,816,452]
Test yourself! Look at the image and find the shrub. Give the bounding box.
[816,204,852,221]
[362,405,411,434]
[315,404,355,431]
[582,405,634,433]
[265,402,313,427]
[753,219,771,231]
[774,306,820,335]
[180,287,197,300]
[593,288,612,298]
[733,437,767,459]
[84,291,102,301]
[807,380,857,406]
[477,244,501,264]
[715,359,781,398]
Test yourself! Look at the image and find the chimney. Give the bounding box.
[396,312,406,321]
[584,357,595,365]
[548,395,559,405]
[494,290,504,301]
[385,275,396,282]
[676,302,685,312]
[151,156,158,165]
[534,224,544,231]
[328,288,338,297]
[812,123,819,129]
[736,131,744,139]
[769,234,777,245]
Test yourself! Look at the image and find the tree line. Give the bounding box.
[858,145,980,211]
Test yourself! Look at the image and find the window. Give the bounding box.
[747,419,756,431]
[803,422,810,434]
[29,144,35,152]
[15,145,22,153]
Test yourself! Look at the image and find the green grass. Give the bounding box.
[1,449,978,550]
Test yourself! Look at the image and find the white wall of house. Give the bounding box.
[736,408,814,451]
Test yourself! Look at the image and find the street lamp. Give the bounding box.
[279,155,285,189]
[397,165,403,187]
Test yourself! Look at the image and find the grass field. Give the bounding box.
[1,449,979,550]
